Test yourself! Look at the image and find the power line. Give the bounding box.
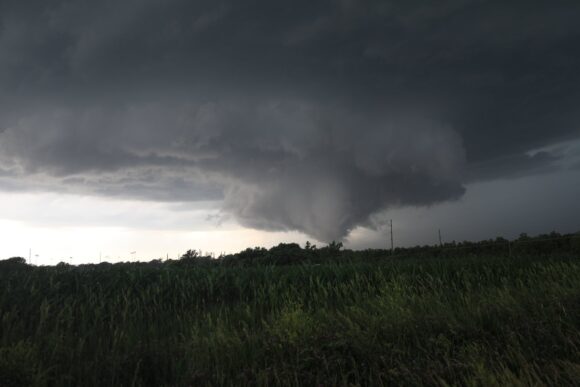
[389,220,394,254]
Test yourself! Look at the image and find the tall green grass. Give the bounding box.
[1,254,579,386]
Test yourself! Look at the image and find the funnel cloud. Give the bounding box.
[1,0,579,242]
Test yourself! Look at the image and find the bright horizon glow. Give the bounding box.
[1,169,579,265]
[0,218,311,265]
[0,191,312,264]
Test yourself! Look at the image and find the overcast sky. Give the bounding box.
[1,0,579,263]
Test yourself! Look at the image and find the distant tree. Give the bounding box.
[305,241,317,250]
[314,241,343,260]
[180,249,200,260]
[269,243,305,264]
[326,241,343,251]
[0,257,29,271]
[4,257,26,265]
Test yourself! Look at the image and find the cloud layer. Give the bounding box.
[1,0,579,241]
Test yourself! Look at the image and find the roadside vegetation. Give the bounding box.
[1,232,579,386]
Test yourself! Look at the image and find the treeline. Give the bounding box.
[214,231,580,266]
[4,231,578,270]
[164,231,580,265]
[0,232,580,268]
[388,231,580,260]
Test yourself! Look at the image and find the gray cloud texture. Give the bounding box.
[0,0,579,241]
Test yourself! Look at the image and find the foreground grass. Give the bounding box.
[1,254,580,386]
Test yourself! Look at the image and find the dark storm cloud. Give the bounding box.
[466,151,560,182]
[0,0,579,241]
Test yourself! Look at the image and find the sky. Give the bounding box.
[1,0,579,264]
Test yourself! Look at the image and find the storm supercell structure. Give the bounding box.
[1,0,579,242]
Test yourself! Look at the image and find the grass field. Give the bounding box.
[1,253,580,386]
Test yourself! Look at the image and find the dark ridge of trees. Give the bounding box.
[0,257,30,271]
[3,231,577,270]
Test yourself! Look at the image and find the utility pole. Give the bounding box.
[29,248,31,264]
[390,219,394,254]
[438,229,443,247]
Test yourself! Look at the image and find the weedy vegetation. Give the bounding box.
[1,233,579,386]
